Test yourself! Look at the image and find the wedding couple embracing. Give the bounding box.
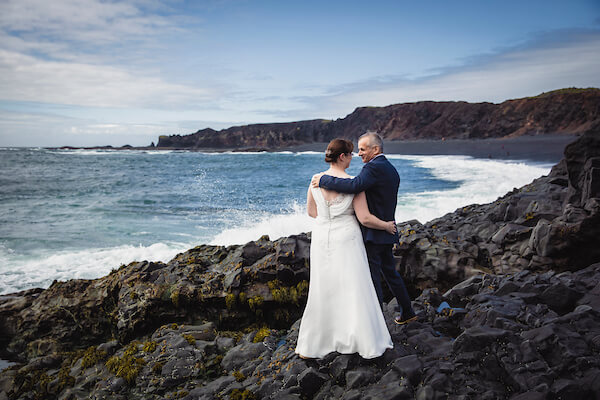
[295,132,417,360]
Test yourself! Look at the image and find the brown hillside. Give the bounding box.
[157,88,600,149]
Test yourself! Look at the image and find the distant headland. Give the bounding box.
[53,88,600,161]
[155,87,600,150]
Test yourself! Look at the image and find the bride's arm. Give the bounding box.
[353,192,396,234]
[307,187,317,218]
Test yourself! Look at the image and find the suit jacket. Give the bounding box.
[319,154,400,244]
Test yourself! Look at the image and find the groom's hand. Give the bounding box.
[385,221,397,235]
[311,173,324,188]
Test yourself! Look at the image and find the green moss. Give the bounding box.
[268,279,309,305]
[253,327,270,343]
[143,341,158,353]
[238,292,247,304]
[124,341,140,357]
[12,368,52,399]
[247,295,264,312]
[216,330,243,342]
[171,288,180,308]
[176,390,189,398]
[273,308,290,323]
[183,334,196,345]
[105,353,146,384]
[57,365,75,391]
[80,346,108,369]
[229,388,257,400]
[225,293,236,310]
[296,280,309,296]
[105,341,146,384]
[152,361,165,374]
[232,370,246,382]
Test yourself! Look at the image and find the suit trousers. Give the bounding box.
[364,242,414,316]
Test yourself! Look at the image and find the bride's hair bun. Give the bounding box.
[325,139,354,163]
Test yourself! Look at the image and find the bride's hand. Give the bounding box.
[311,173,324,188]
[385,221,397,235]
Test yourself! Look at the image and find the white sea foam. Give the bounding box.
[222,150,267,155]
[294,151,321,155]
[52,149,120,155]
[51,149,178,156]
[209,202,314,246]
[0,242,191,295]
[393,156,552,223]
[208,156,552,246]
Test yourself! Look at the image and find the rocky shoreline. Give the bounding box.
[1,130,600,399]
[49,134,576,165]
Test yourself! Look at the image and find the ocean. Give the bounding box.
[0,147,553,295]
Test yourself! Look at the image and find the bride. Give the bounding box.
[295,138,394,359]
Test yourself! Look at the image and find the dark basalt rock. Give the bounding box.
[394,129,600,297]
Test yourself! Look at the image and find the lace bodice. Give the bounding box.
[311,187,355,220]
[325,195,346,207]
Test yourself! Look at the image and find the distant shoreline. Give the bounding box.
[46,134,578,163]
[285,135,577,163]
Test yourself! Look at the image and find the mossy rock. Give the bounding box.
[80,346,108,369]
[143,341,157,353]
[229,388,257,400]
[252,327,270,343]
[105,342,146,384]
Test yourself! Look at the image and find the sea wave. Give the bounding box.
[208,156,553,246]
[0,242,191,295]
[209,202,313,246]
[394,155,552,223]
[294,151,321,155]
[51,149,178,155]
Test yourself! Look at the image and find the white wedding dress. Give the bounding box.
[295,187,393,359]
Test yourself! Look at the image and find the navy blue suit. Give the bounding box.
[319,155,414,316]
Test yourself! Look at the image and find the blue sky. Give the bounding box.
[0,0,599,147]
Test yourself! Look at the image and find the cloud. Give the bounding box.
[281,29,600,120]
[0,0,179,55]
[0,49,217,108]
[0,0,222,111]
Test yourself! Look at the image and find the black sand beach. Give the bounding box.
[55,135,578,164]
[285,134,578,163]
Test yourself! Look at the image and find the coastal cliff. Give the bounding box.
[1,130,600,399]
[157,88,600,149]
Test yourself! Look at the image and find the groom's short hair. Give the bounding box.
[360,131,383,152]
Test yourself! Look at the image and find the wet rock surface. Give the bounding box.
[1,131,600,399]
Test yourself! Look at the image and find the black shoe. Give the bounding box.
[394,312,418,325]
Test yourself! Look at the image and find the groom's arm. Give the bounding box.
[319,163,377,194]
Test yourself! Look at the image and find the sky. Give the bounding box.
[0,0,599,147]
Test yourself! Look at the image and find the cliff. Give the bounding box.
[1,130,600,399]
[157,88,600,149]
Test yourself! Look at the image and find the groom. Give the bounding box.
[312,132,416,324]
